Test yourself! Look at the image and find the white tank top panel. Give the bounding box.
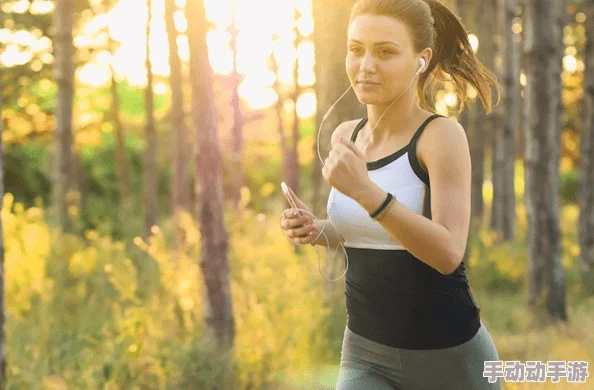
[327,114,444,250]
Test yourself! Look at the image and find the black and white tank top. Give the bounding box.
[327,114,482,350]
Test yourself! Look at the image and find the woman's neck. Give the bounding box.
[364,96,421,145]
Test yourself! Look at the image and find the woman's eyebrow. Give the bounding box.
[348,39,402,48]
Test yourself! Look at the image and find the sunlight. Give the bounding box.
[77,63,111,87]
[11,0,30,14]
[296,91,316,118]
[205,0,233,28]
[206,30,234,75]
[1,0,316,116]
[468,34,478,53]
[563,55,577,73]
[444,92,458,107]
[0,29,10,44]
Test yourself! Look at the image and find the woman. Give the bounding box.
[280,0,502,388]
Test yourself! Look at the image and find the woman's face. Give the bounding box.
[346,14,422,105]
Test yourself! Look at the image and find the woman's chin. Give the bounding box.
[356,94,385,105]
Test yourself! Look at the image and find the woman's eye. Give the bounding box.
[380,49,393,55]
[349,47,361,54]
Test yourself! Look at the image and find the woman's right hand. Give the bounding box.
[280,186,319,245]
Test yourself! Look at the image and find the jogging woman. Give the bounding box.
[281,0,502,388]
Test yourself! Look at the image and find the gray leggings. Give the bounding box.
[336,321,501,389]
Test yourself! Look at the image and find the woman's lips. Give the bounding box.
[358,81,379,88]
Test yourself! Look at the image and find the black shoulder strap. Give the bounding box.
[350,118,368,142]
[408,114,445,186]
[410,114,444,146]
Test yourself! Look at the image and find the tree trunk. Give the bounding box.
[523,0,567,322]
[579,0,594,294]
[110,67,131,225]
[312,0,366,218]
[491,0,505,237]
[474,0,497,227]
[52,0,75,233]
[186,0,235,350]
[287,2,303,201]
[102,0,132,229]
[144,0,158,238]
[271,38,292,211]
[165,0,191,248]
[501,0,519,241]
[456,0,481,266]
[229,0,245,213]
[0,59,7,390]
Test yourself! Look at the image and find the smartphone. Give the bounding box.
[281,181,302,216]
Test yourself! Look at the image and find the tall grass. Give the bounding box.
[3,184,592,389]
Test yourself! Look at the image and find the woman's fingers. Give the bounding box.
[281,208,318,245]
[288,223,315,238]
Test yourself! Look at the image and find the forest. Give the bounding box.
[0,0,593,389]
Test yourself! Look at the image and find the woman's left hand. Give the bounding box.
[322,136,373,201]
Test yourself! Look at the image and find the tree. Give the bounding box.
[471,0,496,227]
[271,35,292,211]
[523,0,567,321]
[286,1,304,201]
[490,0,505,236]
[311,0,365,217]
[228,0,245,212]
[100,0,131,227]
[579,0,594,293]
[144,0,158,238]
[165,0,191,247]
[0,58,6,389]
[500,0,520,241]
[456,0,482,265]
[186,0,235,349]
[52,0,75,233]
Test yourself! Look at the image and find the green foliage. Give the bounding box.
[560,168,579,204]
[174,337,240,390]
[118,81,169,117]
[3,195,336,389]
[3,143,51,209]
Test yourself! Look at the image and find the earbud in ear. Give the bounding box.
[416,58,426,75]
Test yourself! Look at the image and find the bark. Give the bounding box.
[491,0,505,236]
[474,0,497,226]
[144,0,158,238]
[579,0,594,293]
[271,39,291,210]
[165,0,191,248]
[523,0,567,321]
[229,0,245,212]
[186,0,235,350]
[0,55,6,390]
[287,2,303,201]
[456,0,481,265]
[52,0,75,233]
[501,0,519,241]
[102,0,132,227]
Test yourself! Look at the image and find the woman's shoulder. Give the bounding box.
[417,114,468,172]
[330,118,365,148]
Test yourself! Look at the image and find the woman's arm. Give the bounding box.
[353,119,471,275]
[311,219,345,248]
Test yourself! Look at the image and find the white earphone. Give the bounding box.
[416,58,426,75]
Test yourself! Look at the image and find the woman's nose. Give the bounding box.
[359,52,377,73]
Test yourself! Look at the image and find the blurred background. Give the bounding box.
[0,0,593,388]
